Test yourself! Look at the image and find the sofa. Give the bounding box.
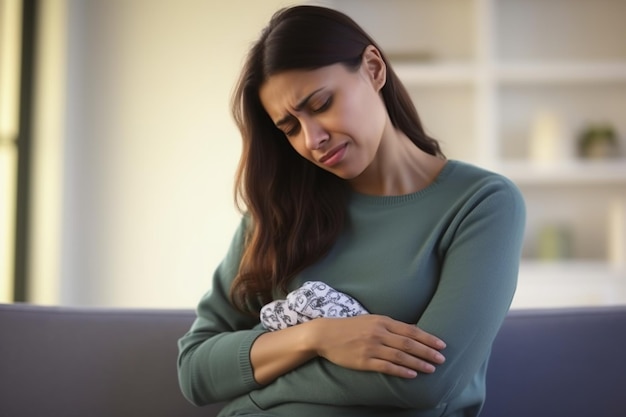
[0,303,624,417]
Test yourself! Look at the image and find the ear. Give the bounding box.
[361,45,386,92]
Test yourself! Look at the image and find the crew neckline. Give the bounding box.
[349,159,458,206]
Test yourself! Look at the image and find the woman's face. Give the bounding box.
[259,46,389,180]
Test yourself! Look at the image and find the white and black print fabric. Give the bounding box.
[260,281,369,331]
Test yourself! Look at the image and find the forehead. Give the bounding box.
[259,64,352,121]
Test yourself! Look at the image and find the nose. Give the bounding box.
[301,118,329,150]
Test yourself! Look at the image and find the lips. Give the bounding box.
[319,143,347,166]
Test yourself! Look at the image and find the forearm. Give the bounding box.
[247,317,450,409]
[249,351,448,410]
[248,294,507,411]
[252,294,427,385]
[250,320,319,384]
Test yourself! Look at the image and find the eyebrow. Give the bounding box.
[275,88,324,128]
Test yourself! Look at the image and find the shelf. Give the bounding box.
[496,62,626,85]
[512,260,626,309]
[393,62,626,86]
[498,160,626,186]
[393,62,477,85]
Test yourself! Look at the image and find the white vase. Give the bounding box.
[529,109,572,164]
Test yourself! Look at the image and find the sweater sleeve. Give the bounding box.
[247,178,526,410]
[177,216,267,406]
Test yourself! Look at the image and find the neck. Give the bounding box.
[348,128,446,196]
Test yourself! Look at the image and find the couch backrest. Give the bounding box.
[482,305,626,417]
[1,303,625,417]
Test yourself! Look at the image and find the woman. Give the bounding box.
[178,5,525,417]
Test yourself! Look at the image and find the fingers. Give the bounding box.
[383,339,445,376]
[368,357,422,379]
[396,335,446,365]
[384,317,446,350]
[373,316,447,377]
[363,344,441,379]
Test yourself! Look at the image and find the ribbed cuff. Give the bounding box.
[238,329,267,389]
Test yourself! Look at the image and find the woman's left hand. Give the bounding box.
[310,314,446,378]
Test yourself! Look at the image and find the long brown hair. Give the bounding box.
[230,5,443,314]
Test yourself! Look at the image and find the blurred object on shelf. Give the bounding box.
[577,123,620,159]
[608,198,626,268]
[529,109,572,164]
[537,224,573,261]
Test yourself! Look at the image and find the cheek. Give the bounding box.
[363,89,387,126]
[344,108,384,151]
[342,85,386,134]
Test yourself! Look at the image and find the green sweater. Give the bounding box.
[178,160,526,417]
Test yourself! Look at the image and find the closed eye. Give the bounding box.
[275,114,299,137]
[277,95,332,137]
[283,124,300,137]
[312,97,332,113]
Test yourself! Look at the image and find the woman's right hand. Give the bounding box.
[309,315,446,378]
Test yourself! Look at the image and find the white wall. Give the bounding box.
[0,0,22,303]
[30,0,299,308]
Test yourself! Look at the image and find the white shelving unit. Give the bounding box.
[322,0,626,307]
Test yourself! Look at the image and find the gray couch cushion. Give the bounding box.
[0,304,218,417]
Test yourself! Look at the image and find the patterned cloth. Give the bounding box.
[260,281,369,331]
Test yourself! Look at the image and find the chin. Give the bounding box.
[314,160,367,181]
[328,167,365,181]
